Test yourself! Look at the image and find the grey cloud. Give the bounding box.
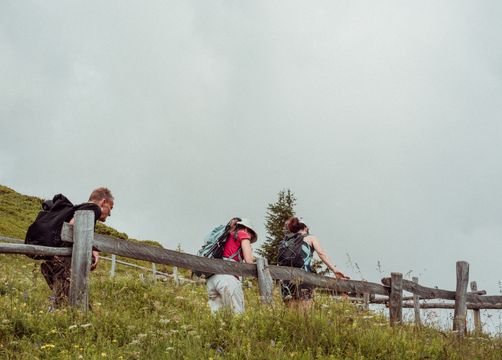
[1,1,502,305]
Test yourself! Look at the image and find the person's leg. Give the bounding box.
[51,256,72,307]
[299,286,314,313]
[206,275,224,313]
[40,259,56,290]
[217,275,245,314]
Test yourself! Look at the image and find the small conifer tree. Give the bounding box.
[257,189,296,264]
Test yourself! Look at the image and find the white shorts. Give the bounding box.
[206,274,245,314]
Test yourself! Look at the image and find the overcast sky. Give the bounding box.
[1,1,502,300]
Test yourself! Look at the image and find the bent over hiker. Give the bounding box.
[26,187,114,308]
[206,218,257,314]
[278,217,348,308]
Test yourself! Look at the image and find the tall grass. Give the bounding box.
[1,253,502,359]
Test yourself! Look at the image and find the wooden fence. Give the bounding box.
[1,210,502,336]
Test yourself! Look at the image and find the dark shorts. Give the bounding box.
[280,281,314,301]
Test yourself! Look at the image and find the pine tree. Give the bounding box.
[257,189,296,264]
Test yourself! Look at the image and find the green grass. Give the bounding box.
[1,254,502,359]
[2,184,502,359]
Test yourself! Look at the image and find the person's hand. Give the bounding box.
[91,250,99,271]
[334,271,349,280]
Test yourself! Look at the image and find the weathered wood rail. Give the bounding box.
[1,210,501,336]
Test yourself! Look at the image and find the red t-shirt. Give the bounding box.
[222,230,251,262]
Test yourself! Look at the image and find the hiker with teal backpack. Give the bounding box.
[197,218,258,314]
[278,217,348,308]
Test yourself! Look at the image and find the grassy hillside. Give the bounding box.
[1,185,502,359]
[0,184,165,248]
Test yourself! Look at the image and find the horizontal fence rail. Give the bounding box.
[0,236,24,244]
[61,223,388,296]
[0,243,73,257]
[381,277,502,305]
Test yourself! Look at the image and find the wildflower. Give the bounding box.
[41,344,56,350]
[159,318,171,324]
[101,352,107,357]
[112,339,118,343]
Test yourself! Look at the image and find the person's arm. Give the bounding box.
[240,239,254,264]
[68,217,99,271]
[309,236,349,279]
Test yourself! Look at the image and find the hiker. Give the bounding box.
[27,187,114,308]
[206,218,257,314]
[279,217,348,306]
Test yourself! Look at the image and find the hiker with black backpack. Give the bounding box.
[25,187,114,309]
[278,217,348,308]
[197,218,257,314]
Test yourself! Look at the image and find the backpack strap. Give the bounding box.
[224,249,243,262]
[222,230,245,262]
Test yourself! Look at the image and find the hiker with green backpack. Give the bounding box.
[197,218,258,314]
[278,217,349,309]
[25,187,114,309]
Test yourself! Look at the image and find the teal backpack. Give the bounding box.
[193,217,241,278]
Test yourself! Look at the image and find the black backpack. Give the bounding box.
[277,233,312,270]
[25,194,76,259]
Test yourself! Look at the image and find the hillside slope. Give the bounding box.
[0,184,155,245]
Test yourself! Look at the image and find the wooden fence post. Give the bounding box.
[453,261,469,335]
[69,210,94,311]
[173,266,180,286]
[110,254,116,278]
[412,276,421,326]
[152,262,157,279]
[257,258,273,304]
[389,272,403,326]
[363,293,370,311]
[470,281,482,334]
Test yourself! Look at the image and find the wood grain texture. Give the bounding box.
[453,261,469,334]
[412,276,421,326]
[257,258,273,304]
[68,211,94,312]
[389,272,403,326]
[470,281,482,333]
[61,223,389,295]
[0,243,72,256]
